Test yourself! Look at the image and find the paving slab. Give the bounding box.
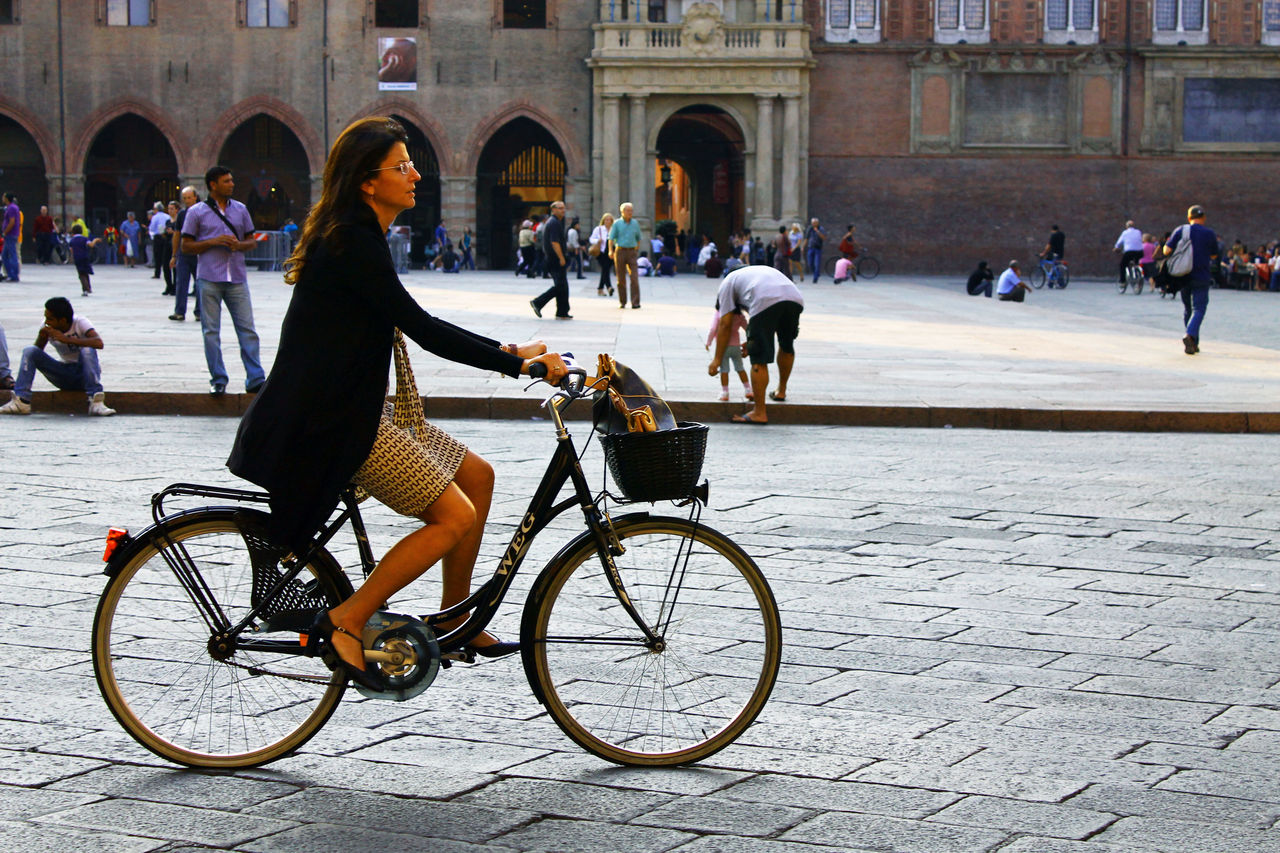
[1,417,1279,851]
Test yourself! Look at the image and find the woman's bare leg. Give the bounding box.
[325,483,475,671]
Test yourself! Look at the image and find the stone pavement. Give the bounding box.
[3,263,1280,430]
[3,414,1280,851]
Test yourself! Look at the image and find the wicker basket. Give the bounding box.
[599,422,709,503]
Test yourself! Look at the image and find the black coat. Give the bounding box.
[227,212,523,550]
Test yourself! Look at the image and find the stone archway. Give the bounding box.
[0,115,48,263]
[475,117,566,270]
[217,114,312,230]
[83,113,179,237]
[655,105,746,251]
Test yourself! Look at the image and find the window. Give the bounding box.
[246,0,291,27]
[375,0,417,28]
[647,0,666,23]
[1044,0,1096,44]
[1152,0,1207,44]
[1264,0,1280,45]
[935,0,987,43]
[106,0,152,25]
[0,0,17,25]
[825,0,881,43]
[504,0,546,28]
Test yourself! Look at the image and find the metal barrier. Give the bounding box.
[244,231,292,272]
[389,233,410,274]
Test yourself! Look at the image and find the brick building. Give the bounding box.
[1,1,1276,273]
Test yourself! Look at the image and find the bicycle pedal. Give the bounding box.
[441,650,476,664]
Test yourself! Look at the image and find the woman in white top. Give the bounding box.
[788,223,803,281]
[590,213,615,297]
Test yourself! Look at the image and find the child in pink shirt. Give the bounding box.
[705,305,752,402]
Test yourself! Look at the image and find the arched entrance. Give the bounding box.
[0,116,48,262]
[217,114,311,230]
[389,115,441,268]
[84,114,179,235]
[476,117,565,269]
[655,106,745,248]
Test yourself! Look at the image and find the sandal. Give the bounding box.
[309,611,385,691]
[768,391,786,402]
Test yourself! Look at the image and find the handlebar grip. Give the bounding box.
[527,362,548,380]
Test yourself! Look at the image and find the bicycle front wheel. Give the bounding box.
[92,510,350,768]
[523,516,782,766]
[856,256,880,279]
[1030,266,1047,289]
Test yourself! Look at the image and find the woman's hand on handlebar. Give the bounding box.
[523,351,569,383]
[512,340,548,359]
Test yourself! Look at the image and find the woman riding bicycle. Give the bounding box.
[227,117,567,690]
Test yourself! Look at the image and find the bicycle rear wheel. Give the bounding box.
[92,510,350,768]
[856,256,880,279]
[523,516,782,766]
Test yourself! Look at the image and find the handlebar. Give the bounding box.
[528,359,591,398]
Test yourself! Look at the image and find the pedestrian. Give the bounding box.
[567,216,585,279]
[996,260,1031,302]
[608,201,643,309]
[708,265,803,425]
[438,240,460,272]
[530,200,571,319]
[591,212,614,296]
[657,248,678,276]
[703,249,723,278]
[531,214,548,279]
[966,260,994,297]
[772,226,790,277]
[788,223,803,280]
[516,219,535,276]
[0,296,117,416]
[119,211,140,268]
[1163,204,1219,355]
[833,255,855,284]
[434,220,447,256]
[170,186,201,322]
[460,226,475,270]
[67,224,101,296]
[34,205,55,265]
[150,201,172,287]
[1041,223,1066,265]
[226,116,568,689]
[2,193,21,281]
[636,251,653,277]
[180,166,266,396]
[705,300,753,403]
[804,218,826,283]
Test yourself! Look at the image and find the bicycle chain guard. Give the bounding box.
[355,611,440,702]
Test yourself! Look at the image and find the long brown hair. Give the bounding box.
[283,116,409,285]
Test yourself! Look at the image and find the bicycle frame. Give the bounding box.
[134,376,676,661]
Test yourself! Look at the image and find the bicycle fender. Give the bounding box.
[101,506,243,579]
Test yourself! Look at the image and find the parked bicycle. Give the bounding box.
[823,249,881,280]
[92,365,782,770]
[1118,260,1144,294]
[1031,257,1069,289]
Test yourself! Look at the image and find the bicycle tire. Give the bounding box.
[1129,266,1144,295]
[92,509,351,768]
[1117,276,1127,294]
[1030,267,1047,289]
[522,515,782,767]
[823,254,839,277]
[856,256,880,279]
[1058,265,1070,288]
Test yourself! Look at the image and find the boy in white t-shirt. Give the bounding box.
[0,296,116,416]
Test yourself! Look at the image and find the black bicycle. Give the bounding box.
[91,367,781,769]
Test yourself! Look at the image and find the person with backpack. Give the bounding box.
[1162,205,1219,355]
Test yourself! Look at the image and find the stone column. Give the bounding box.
[441,176,476,232]
[780,95,801,224]
[628,95,650,232]
[601,95,622,219]
[753,95,775,230]
[47,174,85,226]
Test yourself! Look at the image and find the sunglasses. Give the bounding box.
[369,160,415,176]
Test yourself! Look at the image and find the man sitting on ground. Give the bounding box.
[0,296,116,416]
[996,260,1031,302]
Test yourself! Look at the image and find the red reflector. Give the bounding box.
[103,527,129,562]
